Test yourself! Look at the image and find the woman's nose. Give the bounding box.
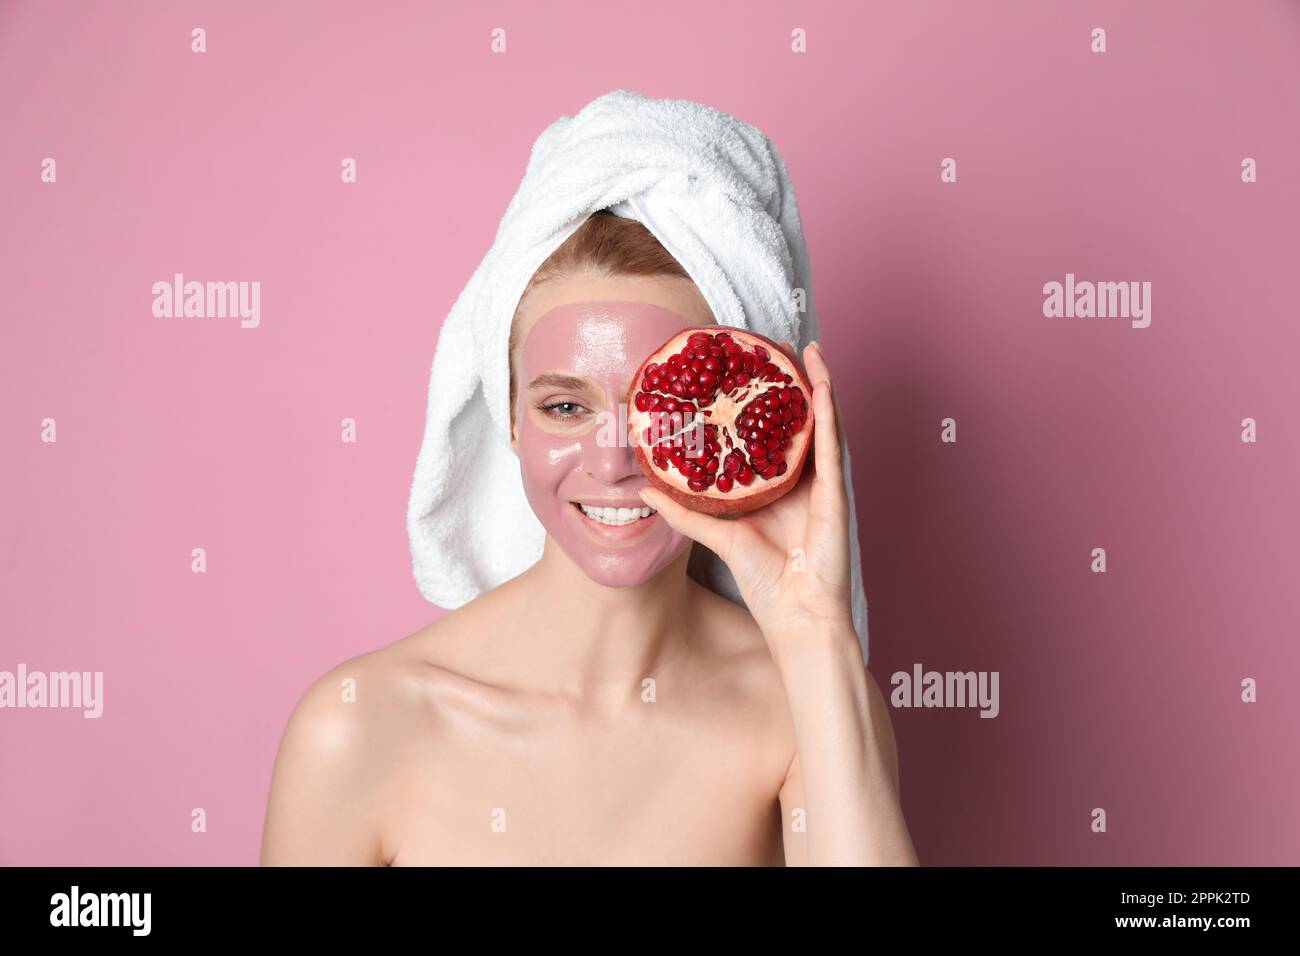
[582,407,640,483]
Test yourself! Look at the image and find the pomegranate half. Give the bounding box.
[627,327,814,516]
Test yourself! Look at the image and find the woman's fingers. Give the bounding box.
[802,342,847,510]
[800,341,854,597]
[638,486,736,562]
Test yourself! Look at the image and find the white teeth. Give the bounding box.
[578,504,656,526]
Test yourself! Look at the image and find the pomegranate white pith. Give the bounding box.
[626,328,813,516]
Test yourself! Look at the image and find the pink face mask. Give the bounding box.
[513,300,701,588]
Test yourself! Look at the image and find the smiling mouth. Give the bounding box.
[571,502,658,527]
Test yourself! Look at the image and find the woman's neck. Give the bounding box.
[502,537,700,704]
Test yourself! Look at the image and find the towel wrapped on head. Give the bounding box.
[406,89,870,662]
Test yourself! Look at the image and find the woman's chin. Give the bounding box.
[556,525,689,588]
[577,555,680,589]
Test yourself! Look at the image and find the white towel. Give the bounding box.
[406,89,870,663]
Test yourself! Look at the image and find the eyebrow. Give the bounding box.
[526,372,595,393]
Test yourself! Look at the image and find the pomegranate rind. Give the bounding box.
[626,327,814,517]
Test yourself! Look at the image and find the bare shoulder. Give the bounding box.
[260,598,501,866]
[687,579,774,676]
[273,642,417,760]
[684,581,798,753]
[260,643,405,865]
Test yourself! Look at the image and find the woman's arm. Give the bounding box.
[640,340,919,866]
[774,637,917,865]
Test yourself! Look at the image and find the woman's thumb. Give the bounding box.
[638,486,733,561]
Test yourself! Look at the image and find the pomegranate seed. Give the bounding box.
[736,466,754,485]
[715,474,733,493]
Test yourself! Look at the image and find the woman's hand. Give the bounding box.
[643,341,918,866]
[639,340,857,651]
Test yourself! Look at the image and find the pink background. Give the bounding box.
[3,0,1298,866]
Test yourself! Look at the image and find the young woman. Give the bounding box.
[260,212,919,866]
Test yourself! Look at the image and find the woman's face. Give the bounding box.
[511,275,715,588]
